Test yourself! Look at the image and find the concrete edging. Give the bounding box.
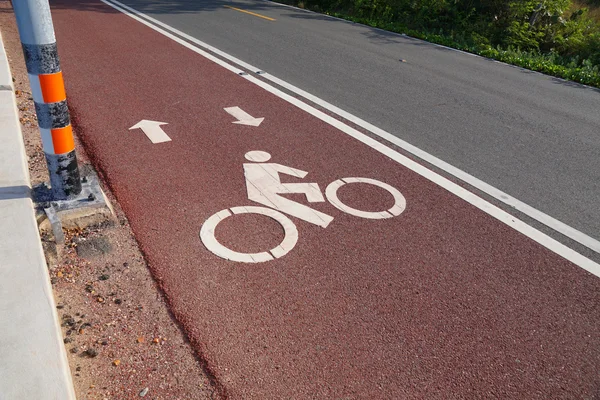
[0,31,76,400]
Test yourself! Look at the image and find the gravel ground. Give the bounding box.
[1,2,221,399]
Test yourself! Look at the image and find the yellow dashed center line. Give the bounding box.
[224,5,276,21]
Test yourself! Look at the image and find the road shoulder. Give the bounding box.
[0,30,77,400]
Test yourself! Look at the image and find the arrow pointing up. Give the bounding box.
[224,107,264,127]
[129,120,171,144]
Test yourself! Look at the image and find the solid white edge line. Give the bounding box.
[99,0,600,278]
[102,0,600,256]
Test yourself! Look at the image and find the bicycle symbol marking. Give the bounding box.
[200,151,407,263]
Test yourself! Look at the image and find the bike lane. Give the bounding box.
[50,1,600,398]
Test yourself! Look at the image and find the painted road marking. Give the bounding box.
[326,177,406,219]
[129,120,171,144]
[244,151,333,228]
[99,0,600,277]
[224,106,265,126]
[201,151,406,262]
[100,0,600,256]
[224,5,275,21]
[200,206,298,263]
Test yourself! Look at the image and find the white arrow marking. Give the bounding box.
[224,106,264,127]
[129,120,171,143]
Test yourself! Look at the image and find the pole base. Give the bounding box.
[34,168,115,242]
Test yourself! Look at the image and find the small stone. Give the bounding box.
[123,262,129,268]
[85,285,94,293]
[64,338,73,344]
[136,337,145,343]
[85,348,98,358]
[99,274,109,281]
[56,304,65,309]
[112,359,121,366]
[97,297,104,303]
[79,329,85,335]
[76,366,81,371]
[152,338,160,344]
[101,340,108,346]
[70,347,79,354]
[57,271,63,278]
[50,277,58,285]
[114,299,122,305]
[139,387,149,397]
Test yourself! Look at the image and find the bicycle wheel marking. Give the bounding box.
[325,177,406,219]
[200,206,299,263]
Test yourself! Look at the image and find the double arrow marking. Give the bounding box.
[129,107,263,144]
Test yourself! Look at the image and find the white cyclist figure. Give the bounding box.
[243,150,333,228]
[200,150,407,263]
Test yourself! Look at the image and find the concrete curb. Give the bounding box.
[0,31,77,400]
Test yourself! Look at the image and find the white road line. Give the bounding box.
[100,0,600,277]
[101,0,600,256]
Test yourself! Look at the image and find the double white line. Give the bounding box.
[100,0,600,277]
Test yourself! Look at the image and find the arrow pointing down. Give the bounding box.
[224,106,264,127]
[129,120,171,144]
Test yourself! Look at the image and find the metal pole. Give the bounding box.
[12,0,81,200]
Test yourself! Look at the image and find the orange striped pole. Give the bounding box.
[12,0,81,199]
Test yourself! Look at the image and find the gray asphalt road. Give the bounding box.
[101,0,600,245]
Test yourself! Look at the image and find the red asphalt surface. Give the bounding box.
[50,1,600,398]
